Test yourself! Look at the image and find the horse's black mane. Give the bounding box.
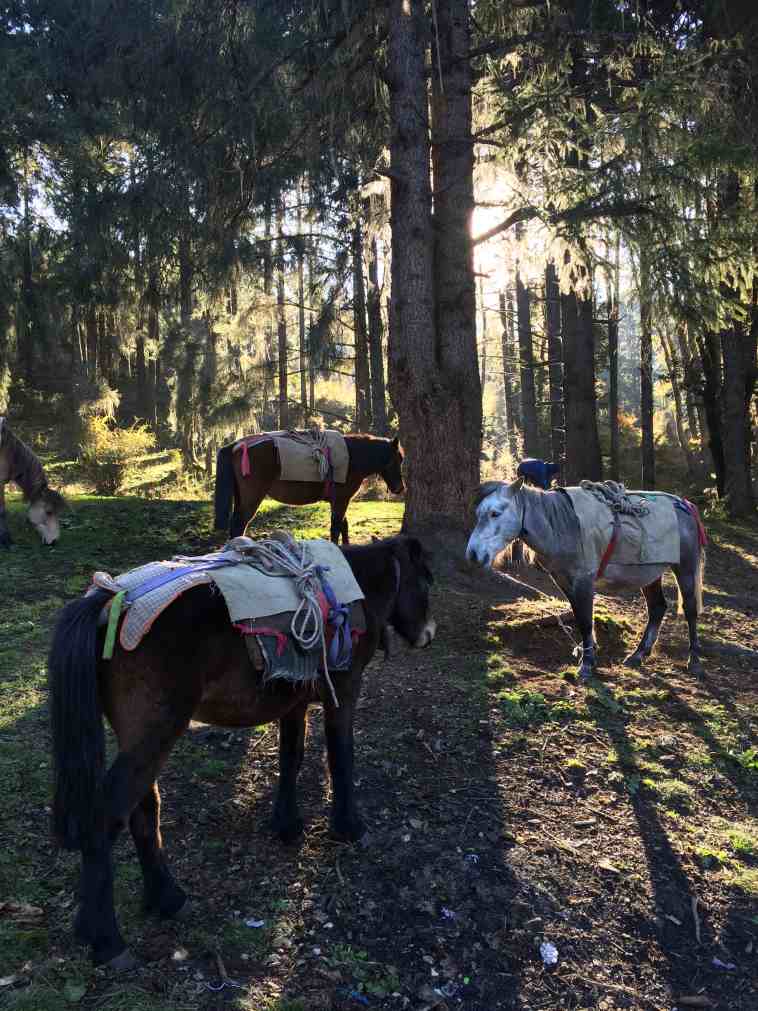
[521,485,581,547]
[345,433,398,473]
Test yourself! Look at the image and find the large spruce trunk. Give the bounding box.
[638,244,655,487]
[498,291,520,462]
[720,324,755,515]
[387,0,481,534]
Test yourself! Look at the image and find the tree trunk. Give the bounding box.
[297,188,308,426]
[387,0,481,533]
[562,287,602,483]
[179,231,193,326]
[367,233,388,434]
[604,237,620,482]
[721,324,755,515]
[499,291,520,462]
[276,201,289,430]
[516,269,538,456]
[263,199,273,298]
[697,330,726,495]
[639,245,655,487]
[479,275,487,394]
[85,305,99,381]
[660,327,698,482]
[545,262,564,472]
[352,219,371,431]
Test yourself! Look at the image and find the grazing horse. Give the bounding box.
[0,418,65,547]
[466,479,706,679]
[48,535,435,968]
[214,433,404,543]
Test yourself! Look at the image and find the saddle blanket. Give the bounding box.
[234,429,349,485]
[564,487,681,572]
[91,538,364,653]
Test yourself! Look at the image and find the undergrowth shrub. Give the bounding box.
[80,416,156,494]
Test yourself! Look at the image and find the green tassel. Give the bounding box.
[102,590,126,660]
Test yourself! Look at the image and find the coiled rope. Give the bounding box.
[579,480,650,517]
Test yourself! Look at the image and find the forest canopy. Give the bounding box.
[1,0,756,518]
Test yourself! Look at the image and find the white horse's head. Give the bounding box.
[466,478,524,568]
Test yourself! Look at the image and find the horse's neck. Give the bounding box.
[347,437,387,477]
[8,433,44,500]
[521,494,568,562]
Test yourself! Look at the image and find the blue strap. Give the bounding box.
[125,559,231,603]
[315,566,353,668]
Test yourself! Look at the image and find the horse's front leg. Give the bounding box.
[271,703,308,842]
[0,486,11,547]
[324,694,365,841]
[330,501,348,544]
[566,576,597,680]
[624,578,667,668]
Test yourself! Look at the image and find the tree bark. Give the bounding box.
[659,327,698,482]
[639,244,655,487]
[516,269,538,456]
[276,201,289,430]
[352,218,371,431]
[387,0,481,533]
[297,188,308,426]
[545,262,564,471]
[604,237,620,482]
[721,324,755,515]
[697,330,726,496]
[499,291,520,463]
[561,287,602,484]
[367,233,388,434]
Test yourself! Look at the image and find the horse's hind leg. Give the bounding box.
[673,555,704,676]
[131,782,188,919]
[324,694,365,841]
[76,717,191,965]
[0,485,11,548]
[624,578,667,668]
[271,702,308,843]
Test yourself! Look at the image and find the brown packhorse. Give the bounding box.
[0,417,65,547]
[214,433,404,543]
[48,535,435,968]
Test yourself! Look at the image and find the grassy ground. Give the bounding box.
[0,488,756,1011]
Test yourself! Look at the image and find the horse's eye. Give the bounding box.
[489,509,502,519]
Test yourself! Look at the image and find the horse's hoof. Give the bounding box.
[104,949,139,972]
[578,666,596,683]
[687,657,704,677]
[330,816,366,843]
[623,653,643,669]
[273,816,305,845]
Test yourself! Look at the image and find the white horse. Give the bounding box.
[465,479,706,679]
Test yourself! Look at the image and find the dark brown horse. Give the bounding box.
[0,417,65,547]
[214,433,404,543]
[49,535,435,968]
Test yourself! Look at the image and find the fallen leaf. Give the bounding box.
[0,976,18,988]
[0,902,44,924]
[597,858,621,874]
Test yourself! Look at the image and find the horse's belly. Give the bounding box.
[267,480,327,505]
[194,674,307,727]
[596,562,667,590]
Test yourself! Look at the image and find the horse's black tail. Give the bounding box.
[49,589,110,850]
[214,443,236,532]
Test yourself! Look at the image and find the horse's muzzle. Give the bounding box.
[414,619,436,649]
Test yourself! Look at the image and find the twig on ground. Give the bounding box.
[691,895,702,945]
[335,851,344,887]
[215,950,229,981]
[558,972,646,1001]
[459,805,479,842]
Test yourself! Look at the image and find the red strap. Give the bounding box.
[596,516,620,579]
